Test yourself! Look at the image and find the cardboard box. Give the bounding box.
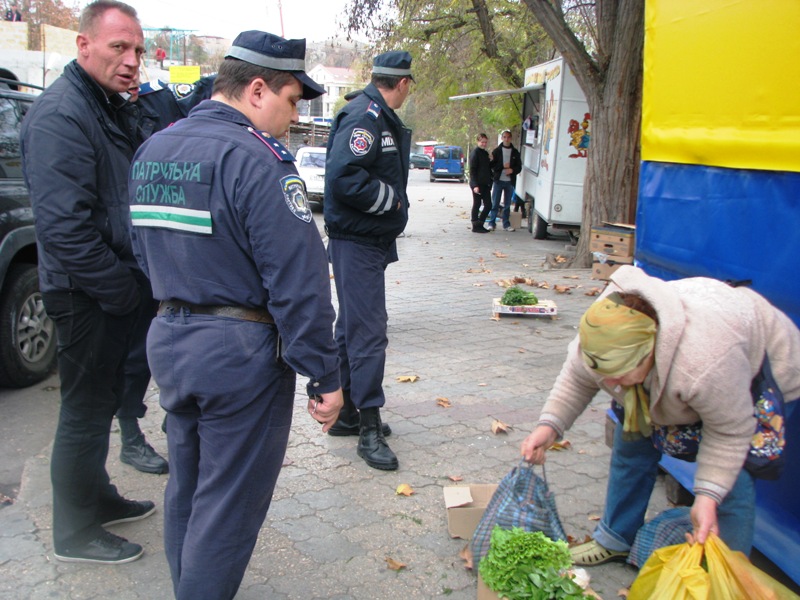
[478,574,502,600]
[492,298,557,319]
[591,256,634,281]
[590,226,635,258]
[443,484,498,540]
[508,211,522,230]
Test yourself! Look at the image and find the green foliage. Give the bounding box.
[343,0,554,145]
[479,527,585,600]
[500,287,538,306]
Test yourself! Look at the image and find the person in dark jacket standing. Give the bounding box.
[130,31,343,599]
[468,132,492,233]
[323,51,413,470]
[488,129,522,231]
[19,0,155,565]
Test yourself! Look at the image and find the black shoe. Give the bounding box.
[472,226,489,233]
[357,408,398,470]
[120,435,169,474]
[55,530,143,564]
[328,394,392,437]
[100,499,156,527]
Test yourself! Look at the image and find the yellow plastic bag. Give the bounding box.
[705,535,799,600]
[629,534,800,600]
[629,541,709,600]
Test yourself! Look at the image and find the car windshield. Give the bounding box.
[299,152,326,168]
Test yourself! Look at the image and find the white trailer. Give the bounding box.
[450,56,589,240]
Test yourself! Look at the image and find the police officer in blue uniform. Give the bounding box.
[129,31,343,599]
[323,51,413,470]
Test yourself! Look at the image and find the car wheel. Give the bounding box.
[0,264,57,387]
[532,212,548,240]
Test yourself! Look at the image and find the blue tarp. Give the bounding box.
[635,160,800,584]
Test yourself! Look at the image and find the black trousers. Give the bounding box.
[116,281,158,420]
[471,184,492,225]
[43,290,137,550]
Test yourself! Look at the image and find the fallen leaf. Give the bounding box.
[448,475,463,482]
[585,287,603,296]
[459,544,474,570]
[554,285,572,294]
[588,514,602,521]
[491,419,511,434]
[548,440,572,451]
[396,375,420,383]
[385,556,407,571]
[472,283,484,287]
[478,382,488,386]
[536,281,550,289]
[563,275,579,279]
[618,588,630,598]
[578,449,586,455]
[436,397,452,408]
[395,483,415,496]
[555,254,568,263]
[493,251,507,258]
[491,316,500,321]
[518,348,526,353]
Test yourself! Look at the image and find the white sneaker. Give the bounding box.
[504,226,515,232]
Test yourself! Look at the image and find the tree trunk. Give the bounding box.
[523,0,644,267]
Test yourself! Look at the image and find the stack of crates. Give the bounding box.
[590,225,635,280]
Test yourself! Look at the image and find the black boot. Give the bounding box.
[119,417,169,475]
[357,407,398,470]
[328,394,392,437]
[471,221,489,233]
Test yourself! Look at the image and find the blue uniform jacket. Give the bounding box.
[20,60,141,316]
[323,83,411,245]
[129,101,340,394]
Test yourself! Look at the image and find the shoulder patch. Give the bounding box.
[280,175,313,223]
[365,101,381,121]
[247,127,294,162]
[349,128,375,156]
[139,79,167,95]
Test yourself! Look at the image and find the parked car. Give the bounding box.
[409,152,431,170]
[0,78,57,387]
[295,146,326,209]
[430,145,465,183]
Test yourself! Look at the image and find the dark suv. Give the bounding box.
[0,77,56,387]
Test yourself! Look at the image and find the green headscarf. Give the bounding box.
[579,292,657,438]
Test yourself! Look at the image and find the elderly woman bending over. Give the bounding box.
[521,266,800,565]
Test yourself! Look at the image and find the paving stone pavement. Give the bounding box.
[0,171,673,599]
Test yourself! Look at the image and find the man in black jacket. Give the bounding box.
[323,51,413,470]
[468,132,492,233]
[488,130,522,231]
[20,0,155,565]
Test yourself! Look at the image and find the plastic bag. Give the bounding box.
[629,534,799,600]
[470,461,566,568]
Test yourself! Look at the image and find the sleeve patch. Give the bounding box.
[280,175,313,223]
[349,128,374,156]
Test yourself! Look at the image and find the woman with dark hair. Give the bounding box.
[521,266,800,565]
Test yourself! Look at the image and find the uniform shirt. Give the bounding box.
[323,83,412,245]
[129,100,340,394]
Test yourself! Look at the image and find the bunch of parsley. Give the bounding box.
[501,287,539,306]
[479,527,586,600]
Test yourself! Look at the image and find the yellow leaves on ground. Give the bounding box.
[385,556,407,571]
[396,375,419,383]
[585,287,603,296]
[395,483,415,497]
[553,284,573,294]
[548,440,572,451]
[588,514,602,521]
[491,419,511,434]
[436,397,451,408]
[448,475,463,482]
[493,251,508,258]
[459,544,474,570]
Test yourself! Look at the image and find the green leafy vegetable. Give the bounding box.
[479,527,585,600]
[501,286,538,306]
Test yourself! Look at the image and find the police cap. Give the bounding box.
[372,51,414,82]
[225,31,325,100]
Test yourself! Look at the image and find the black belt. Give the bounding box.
[157,300,274,324]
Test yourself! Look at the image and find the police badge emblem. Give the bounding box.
[349,128,374,156]
[280,175,313,223]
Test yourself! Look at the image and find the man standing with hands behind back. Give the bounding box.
[488,129,522,231]
[20,0,155,565]
[323,51,414,470]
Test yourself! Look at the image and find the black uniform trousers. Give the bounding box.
[148,312,294,600]
[42,290,138,551]
[328,238,395,410]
